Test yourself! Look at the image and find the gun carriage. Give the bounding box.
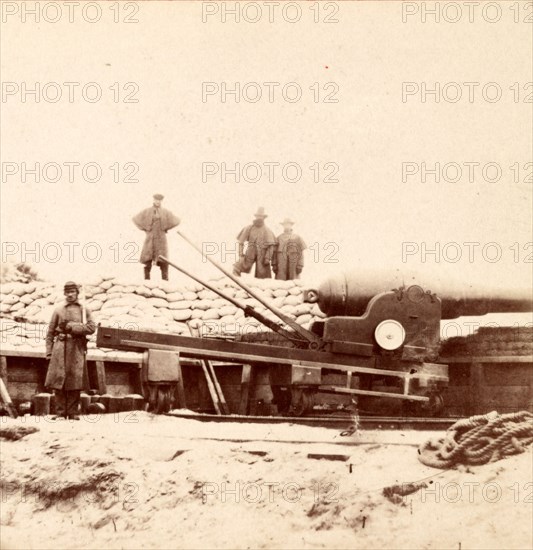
[96,236,533,417]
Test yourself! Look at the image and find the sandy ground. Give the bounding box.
[0,412,531,550]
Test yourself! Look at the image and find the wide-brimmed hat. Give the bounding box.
[280,217,295,225]
[254,207,268,218]
[153,193,164,200]
[63,281,80,292]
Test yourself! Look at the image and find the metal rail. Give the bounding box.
[166,411,456,431]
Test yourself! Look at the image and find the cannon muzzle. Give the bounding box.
[305,271,533,319]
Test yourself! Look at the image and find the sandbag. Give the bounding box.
[168,300,193,311]
[293,304,311,316]
[272,289,288,298]
[198,290,219,300]
[2,294,19,305]
[10,283,30,297]
[283,295,301,306]
[218,305,238,317]
[110,285,127,294]
[135,286,152,298]
[151,288,167,299]
[193,299,212,311]
[19,293,36,305]
[87,300,104,312]
[172,309,192,322]
[203,309,221,320]
[296,313,312,325]
[165,292,184,303]
[147,297,168,308]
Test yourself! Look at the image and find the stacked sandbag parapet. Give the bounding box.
[0,276,327,353]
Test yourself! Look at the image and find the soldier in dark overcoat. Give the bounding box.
[45,281,96,419]
[133,193,181,280]
[272,218,307,280]
[233,207,277,279]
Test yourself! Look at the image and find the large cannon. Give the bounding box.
[306,270,532,319]
[96,237,532,416]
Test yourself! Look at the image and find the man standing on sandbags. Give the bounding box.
[233,207,277,279]
[45,281,96,420]
[272,218,307,280]
[133,193,181,281]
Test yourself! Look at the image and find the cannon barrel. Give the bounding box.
[305,271,533,319]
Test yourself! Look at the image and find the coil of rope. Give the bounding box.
[418,410,533,469]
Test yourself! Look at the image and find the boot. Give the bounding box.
[143,263,151,280]
[160,263,169,281]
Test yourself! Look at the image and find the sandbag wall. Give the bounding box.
[0,276,326,350]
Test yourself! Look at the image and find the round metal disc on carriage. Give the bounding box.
[406,285,426,303]
[374,319,406,350]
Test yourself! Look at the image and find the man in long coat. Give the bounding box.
[45,281,96,419]
[133,193,181,280]
[233,207,277,279]
[272,218,307,280]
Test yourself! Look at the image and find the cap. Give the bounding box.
[64,281,80,292]
[153,193,164,200]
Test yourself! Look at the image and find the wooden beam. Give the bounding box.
[201,360,221,415]
[0,356,7,385]
[318,385,429,401]
[439,355,533,364]
[117,339,448,380]
[239,364,253,415]
[174,363,186,409]
[469,362,484,415]
[130,362,144,396]
[94,361,107,394]
[206,360,230,415]
[0,378,18,418]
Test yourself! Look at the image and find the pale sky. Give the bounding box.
[1,1,532,295]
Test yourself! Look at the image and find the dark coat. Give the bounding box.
[45,302,96,390]
[133,207,181,264]
[234,223,276,278]
[273,231,307,280]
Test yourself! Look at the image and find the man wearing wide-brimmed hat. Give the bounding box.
[272,218,307,280]
[45,281,96,419]
[133,194,181,281]
[233,207,277,279]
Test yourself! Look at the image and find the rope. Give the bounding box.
[418,410,533,469]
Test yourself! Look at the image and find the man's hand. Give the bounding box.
[263,256,271,266]
[296,265,303,275]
